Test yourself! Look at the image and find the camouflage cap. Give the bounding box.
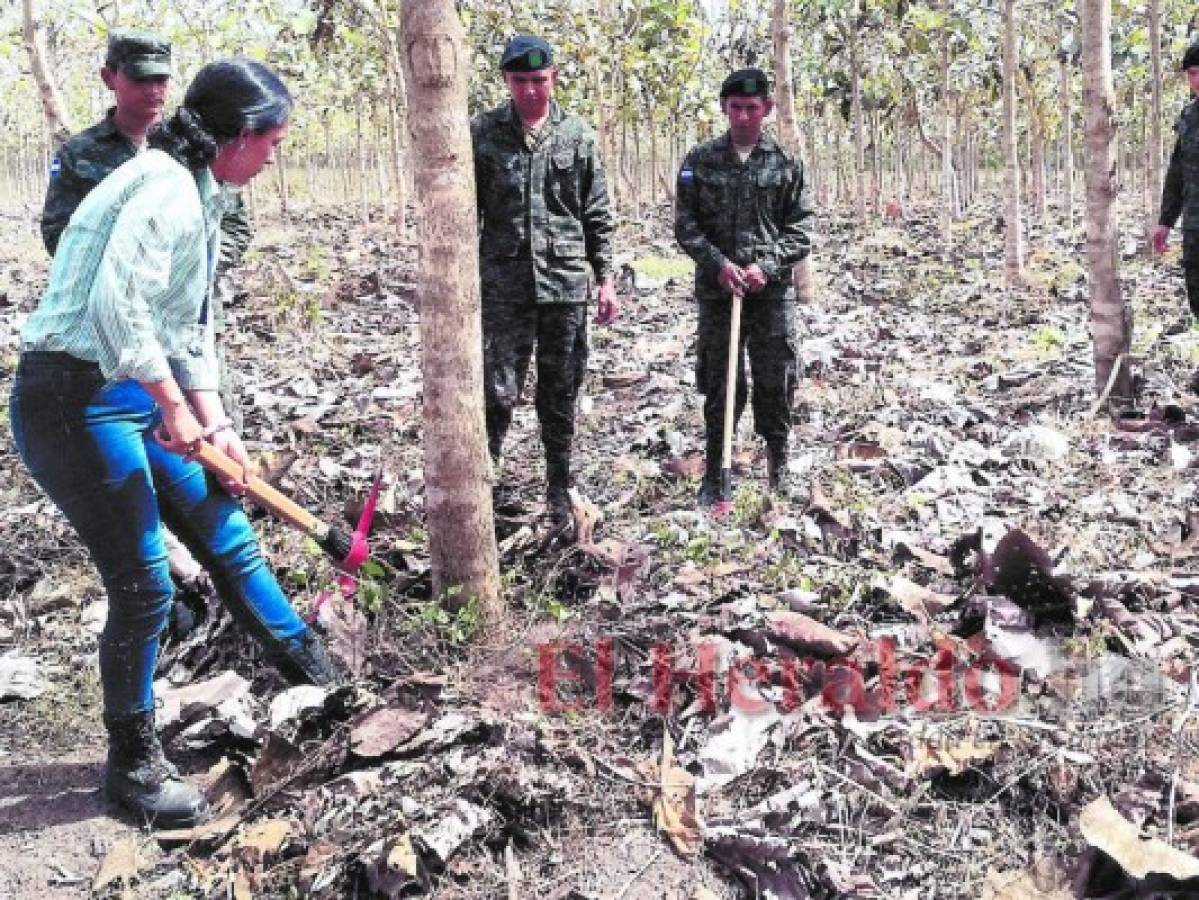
[500,34,554,72]
[720,67,770,99]
[105,29,172,79]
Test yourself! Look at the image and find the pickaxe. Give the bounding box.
[190,443,382,587]
[711,288,744,518]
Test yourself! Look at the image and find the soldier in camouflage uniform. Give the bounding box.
[1153,43,1199,344]
[42,29,253,427]
[675,68,812,506]
[472,35,618,526]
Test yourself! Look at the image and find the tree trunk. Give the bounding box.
[22,0,72,146]
[1081,0,1131,405]
[275,147,290,218]
[1060,50,1075,228]
[771,0,814,299]
[1147,0,1164,233]
[1029,104,1047,225]
[847,23,868,222]
[356,97,369,223]
[939,2,955,239]
[398,0,501,617]
[1000,0,1026,284]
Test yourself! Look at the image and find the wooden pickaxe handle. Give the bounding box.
[190,441,327,539]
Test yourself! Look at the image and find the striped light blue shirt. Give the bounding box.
[23,149,225,391]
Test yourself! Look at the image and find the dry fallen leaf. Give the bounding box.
[664,455,707,479]
[349,706,430,758]
[239,819,292,860]
[765,610,857,656]
[875,574,957,621]
[909,738,998,778]
[1080,796,1199,880]
[93,838,141,893]
[982,860,1072,899]
[636,731,704,857]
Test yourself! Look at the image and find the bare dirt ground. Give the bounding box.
[3,194,1199,899]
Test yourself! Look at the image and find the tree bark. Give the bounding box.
[1147,0,1164,232]
[939,0,956,239]
[847,22,868,223]
[399,0,501,617]
[1081,0,1131,405]
[1000,0,1026,284]
[1060,48,1075,229]
[771,0,814,300]
[22,0,72,146]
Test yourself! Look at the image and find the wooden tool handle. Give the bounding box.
[190,441,325,536]
[721,290,744,469]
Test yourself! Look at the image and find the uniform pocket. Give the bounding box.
[756,169,784,213]
[550,236,586,259]
[695,166,724,214]
[549,147,580,208]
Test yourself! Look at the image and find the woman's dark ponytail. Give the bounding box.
[149,107,219,169]
[149,58,291,171]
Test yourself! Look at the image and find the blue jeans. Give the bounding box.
[9,352,311,715]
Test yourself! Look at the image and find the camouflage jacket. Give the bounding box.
[41,109,253,266]
[1161,98,1199,232]
[674,132,812,300]
[471,101,614,304]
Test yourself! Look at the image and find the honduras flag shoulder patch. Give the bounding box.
[679,165,694,183]
[49,156,62,178]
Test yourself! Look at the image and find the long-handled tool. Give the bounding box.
[191,441,358,566]
[712,289,744,517]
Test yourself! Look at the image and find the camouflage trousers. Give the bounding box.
[483,303,589,461]
[695,295,798,463]
[1184,230,1199,319]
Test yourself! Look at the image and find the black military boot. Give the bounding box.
[766,442,788,493]
[268,630,345,687]
[545,453,573,528]
[103,710,210,828]
[697,434,724,508]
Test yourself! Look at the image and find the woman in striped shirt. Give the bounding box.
[10,59,339,828]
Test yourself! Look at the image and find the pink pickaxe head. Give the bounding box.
[311,467,385,619]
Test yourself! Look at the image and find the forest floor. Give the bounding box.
[3,194,1199,899]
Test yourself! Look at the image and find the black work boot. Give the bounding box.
[698,433,725,508]
[103,710,210,828]
[545,453,573,528]
[268,630,345,687]
[766,443,789,493]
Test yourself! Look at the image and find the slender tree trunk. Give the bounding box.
[847,25,868,222]
[275,147,290,218]
[772,0,814,299]
[22,0,72,145]
[1081,0,1130,405]
[356,97,369,223]
[1001,0,1026,284]
[940,2,955,239]
[399,0,501,617]
[1029,106,1047,225]
[868,105,882,213]
[1060,50,1075,228]
[1147,0,1164,233]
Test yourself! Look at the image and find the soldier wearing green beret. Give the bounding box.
[471,34,618,528]
[675,68,813,506]
[1153,43,1199,352]
[42,29,253,429]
